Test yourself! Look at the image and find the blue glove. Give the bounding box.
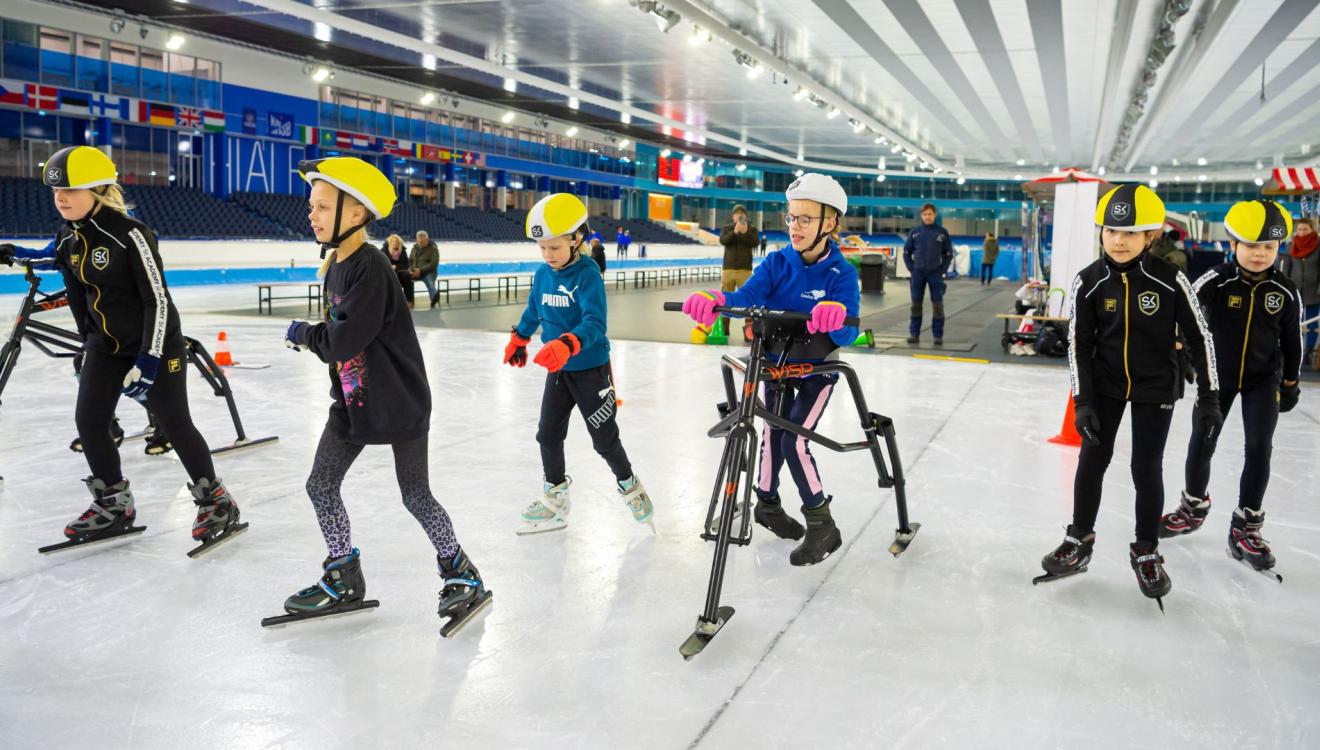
[285,320,310,351]
[121,352,159,403]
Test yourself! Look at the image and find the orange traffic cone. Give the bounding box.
[1047,393,1082,447]
[214,331,234,367]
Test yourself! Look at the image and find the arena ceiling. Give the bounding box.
[76,0,1320,181]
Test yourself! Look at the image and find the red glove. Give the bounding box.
[503,328,531,367]
[533,334,581,373]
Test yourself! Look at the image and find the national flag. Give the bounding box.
[392,139,413,156]
[351,132,370,150]
[88,93,130,120]
[25,84,57,110]
[202,109,224,132]
[416,144,439,161]
[298,125,316,144]
[177,107,201,128]
[318,128,338,148]
[58,90,90,116]
[139,101,176,126]
[0,78,25,105]
[462,151,475,165]
[336,132,352,149]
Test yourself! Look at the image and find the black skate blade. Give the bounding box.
[1156,597,1165,614]
[888,522,921,556]
[439,591,493,638]
[186,522,249,558]
[1031,565,1088,585]
[680,606,735,661]
[1227,547,1282,583]
[210,435,279,457]
[38,525,147,554]
[260,599,380,628]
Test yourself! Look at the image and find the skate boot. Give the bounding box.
[617,475,655,532]
[789,497,842,566]
[1035,525,1094,583]
[1129,541,1172,611]
[69,418,125,453]
[1229,507,1279,580]
[143,425,173,456]
[187,477,248,557]
[266,548,382,626]
[753,493,805,541]
[437,547,494,637]
[1159,491,1211,538]
[517,477,571,535]
[64,477,138,542]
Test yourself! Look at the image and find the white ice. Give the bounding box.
[1,285,1318,749]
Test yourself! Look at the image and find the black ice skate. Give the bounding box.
[39,477,146,553]
[437,547,493,638]
[1034,526,1094,584]
[1159,491,1211,538]
[68,418,125,453]
[143,425,173,456]
[1228,507,1281,583]
[1129,541,1172,612]
[753,494,805,541]
[187,477,248,558]
[262,548,380,628]
[789,498,842,566]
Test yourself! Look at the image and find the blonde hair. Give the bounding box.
[91,184,133,216]
[823,205,843,243]
[386,234,403,251]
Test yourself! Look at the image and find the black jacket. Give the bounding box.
[1192,262,1302,391]
[53,208,183,358]
[305,242,430,444]
[591,242,606,273]
[1068,252,1219,405]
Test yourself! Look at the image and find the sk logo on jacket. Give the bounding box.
[91,247,110,270]
[1264,291,1285,314]
[1138,291,1160,316]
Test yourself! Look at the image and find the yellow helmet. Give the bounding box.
[526,193,589,240]
[43,146,117,190]
[1224,199,1292,243]
[298,157,396,220]
[1095,184,1165,232]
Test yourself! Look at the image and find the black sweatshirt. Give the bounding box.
[304,242,430,444]
[1192,262,1303,391]
[52,208,183,358]
[1068,251,1219,405]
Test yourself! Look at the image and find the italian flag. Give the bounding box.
[298,125,316,144]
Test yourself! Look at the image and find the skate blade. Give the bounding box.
[210,436,279,457]
[39,525,147,554]
[440,591,493,638]
[1031,565,1088,585]
[680,606,735,661]
[515,520,568,536]
[187,522,250,558]
[888,522,922,556]
[261,599,381,628]
[1227,547,1281,582]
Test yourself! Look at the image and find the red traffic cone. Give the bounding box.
[1047,393,1082,447]
[214,331,235,367]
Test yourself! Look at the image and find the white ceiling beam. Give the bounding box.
[1091,0,1139,171]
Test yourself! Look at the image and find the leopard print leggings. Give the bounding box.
[305,428,459,559]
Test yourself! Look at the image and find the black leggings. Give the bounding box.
[76,349,214,484]
[536,363,632,485]
[1072,395,1174,543]
[304,425,458,559]
[1185,385,1278,511]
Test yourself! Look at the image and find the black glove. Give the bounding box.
[1194,392,1224,446]
[0,243,14,267]
[72,348,85,378]
[1279,381,1300,413]
[1177,347,1195,385]
[1073,402,1101,445]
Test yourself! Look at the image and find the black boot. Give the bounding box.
[1041,525,1095,577]
[789,497,842,566]
[754,494,804,540]
[1129,541,1171,604]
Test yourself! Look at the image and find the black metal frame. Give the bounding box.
[664,302,919,660]
[0,261,278,457]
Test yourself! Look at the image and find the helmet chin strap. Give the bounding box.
[797,214,831,259]
[319,189,369,259]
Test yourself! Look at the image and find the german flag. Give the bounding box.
[138,101,176,126]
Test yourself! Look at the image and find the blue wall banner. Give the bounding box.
[267,111,294,139]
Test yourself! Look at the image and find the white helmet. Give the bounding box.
[786,172,848,215]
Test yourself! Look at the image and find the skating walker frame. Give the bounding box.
[663,302,919,660]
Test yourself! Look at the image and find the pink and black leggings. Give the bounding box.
[754,373,838,508]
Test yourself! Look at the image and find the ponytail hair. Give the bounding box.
[91,184,133,217]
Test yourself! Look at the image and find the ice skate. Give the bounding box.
[617,475,655,533]
[262,548,380,627]
[1228,507,1281,583]
[40,477,146,553]
[1034,525,1094,584]
[1159,491,1211,538]
[1130,541,1172,612]
[187,477,248,558]
[437,547,493,637]
[517,477,571,535]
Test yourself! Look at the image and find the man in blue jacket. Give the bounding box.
[902,203,954,345]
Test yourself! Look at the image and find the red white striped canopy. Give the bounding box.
[1272,166,1320,192]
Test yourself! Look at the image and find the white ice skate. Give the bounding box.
[618,475,655,534]
[517,477,571,535]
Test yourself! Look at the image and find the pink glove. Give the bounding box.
[807,301,847,334]
[682,290,725,327]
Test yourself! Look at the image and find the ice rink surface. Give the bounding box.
[2,287,1318,749]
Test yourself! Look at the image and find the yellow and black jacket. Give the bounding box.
[52,208,183,358]
[1192,262,1302,392]
[1068,251,1218,405]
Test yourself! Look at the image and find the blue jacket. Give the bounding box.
[903,223,953,272]
[11,239,56,268]
[515,254,611,371]
[723,242,860,353]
